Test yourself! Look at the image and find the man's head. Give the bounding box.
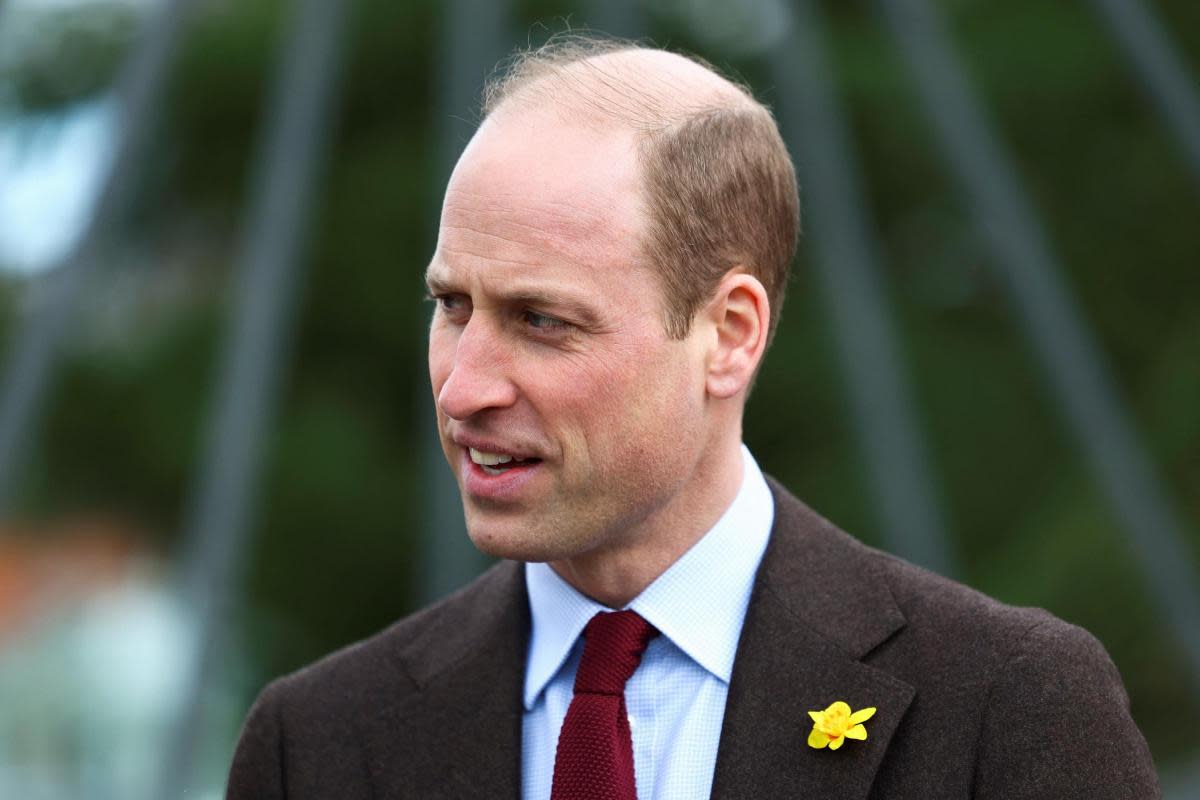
[426,38,798,589]
[483,38,799,344]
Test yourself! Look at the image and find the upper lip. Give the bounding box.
[450,432,540,460]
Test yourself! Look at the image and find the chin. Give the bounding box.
[465,521,576,563]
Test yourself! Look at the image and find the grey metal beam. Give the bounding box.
[1088,0,1200,192]
[0,0,198,515]
[419,0,513,604]
[156,0,349,794]
[876,0,1200,696]
[768,0,957,575]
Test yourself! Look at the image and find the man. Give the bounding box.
[227,39,1159,799]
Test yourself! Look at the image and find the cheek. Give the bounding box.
[554,343,657,408]
[546,340,698,442]
[427,327,456,388]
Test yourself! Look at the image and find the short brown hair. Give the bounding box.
[482,36,800,345]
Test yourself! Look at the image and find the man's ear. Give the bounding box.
[702,271,770,399]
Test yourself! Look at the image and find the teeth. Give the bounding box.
[469,447,514,466]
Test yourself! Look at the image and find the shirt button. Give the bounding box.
[628,714,637,730]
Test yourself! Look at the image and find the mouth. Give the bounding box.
[468,447,543,476]
[460,445,545,502]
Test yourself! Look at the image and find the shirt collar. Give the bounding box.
[523,445,774,710]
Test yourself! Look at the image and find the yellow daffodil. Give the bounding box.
[807,701,876,750]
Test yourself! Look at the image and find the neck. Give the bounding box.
[549,436,746,608]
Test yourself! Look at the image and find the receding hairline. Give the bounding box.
[483,42,760,133]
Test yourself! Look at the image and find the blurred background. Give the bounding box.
[0,0,1196,797]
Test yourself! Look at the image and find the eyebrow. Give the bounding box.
[423,267,448,294]
[424,272,608,330]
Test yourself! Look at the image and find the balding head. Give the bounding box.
[480,38,799,344]
[486,44,753,130]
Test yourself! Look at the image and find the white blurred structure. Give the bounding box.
[0,99,116,273]
[0,529,240,799]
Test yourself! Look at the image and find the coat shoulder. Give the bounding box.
[263,558,525,708]
[874,543,1069,656]
[767,475,1097,670]
[226,560,527,799]
[764,480,1159,796]
[868,544,1159,795]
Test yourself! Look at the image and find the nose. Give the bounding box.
[434,315,518,421]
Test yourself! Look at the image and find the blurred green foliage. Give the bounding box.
[1,0,1197,772]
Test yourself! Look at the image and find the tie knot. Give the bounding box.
[574,610,659,696]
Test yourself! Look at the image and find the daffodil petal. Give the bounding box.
[808,728,830,749]
[849,707,877,724]
[808,710,823,724]
[829,735,845,750]
[828,700,851,716]
[845,723,868,740]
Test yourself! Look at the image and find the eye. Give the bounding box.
[427,292,470,317]
[523,309,569,332]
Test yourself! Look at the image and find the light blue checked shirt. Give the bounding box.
[521,445,775,800]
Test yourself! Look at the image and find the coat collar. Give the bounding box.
[710,478,915,799]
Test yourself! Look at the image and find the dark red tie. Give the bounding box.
[550,610,659,800]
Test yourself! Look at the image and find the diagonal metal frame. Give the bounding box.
[156,0,350,794]
[769,0,957,575]
[876,0,1200,698]
[1087,0,1200,193]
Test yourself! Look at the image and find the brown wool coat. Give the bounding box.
[227,479,1161,799]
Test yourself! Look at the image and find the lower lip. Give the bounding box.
[461,452,543,502]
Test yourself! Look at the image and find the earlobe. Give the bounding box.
[705,272,769,399]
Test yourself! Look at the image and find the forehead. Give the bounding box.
[434,110,646,280]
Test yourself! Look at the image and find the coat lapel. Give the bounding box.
[710,480,915,800]
[357,561,529,799]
